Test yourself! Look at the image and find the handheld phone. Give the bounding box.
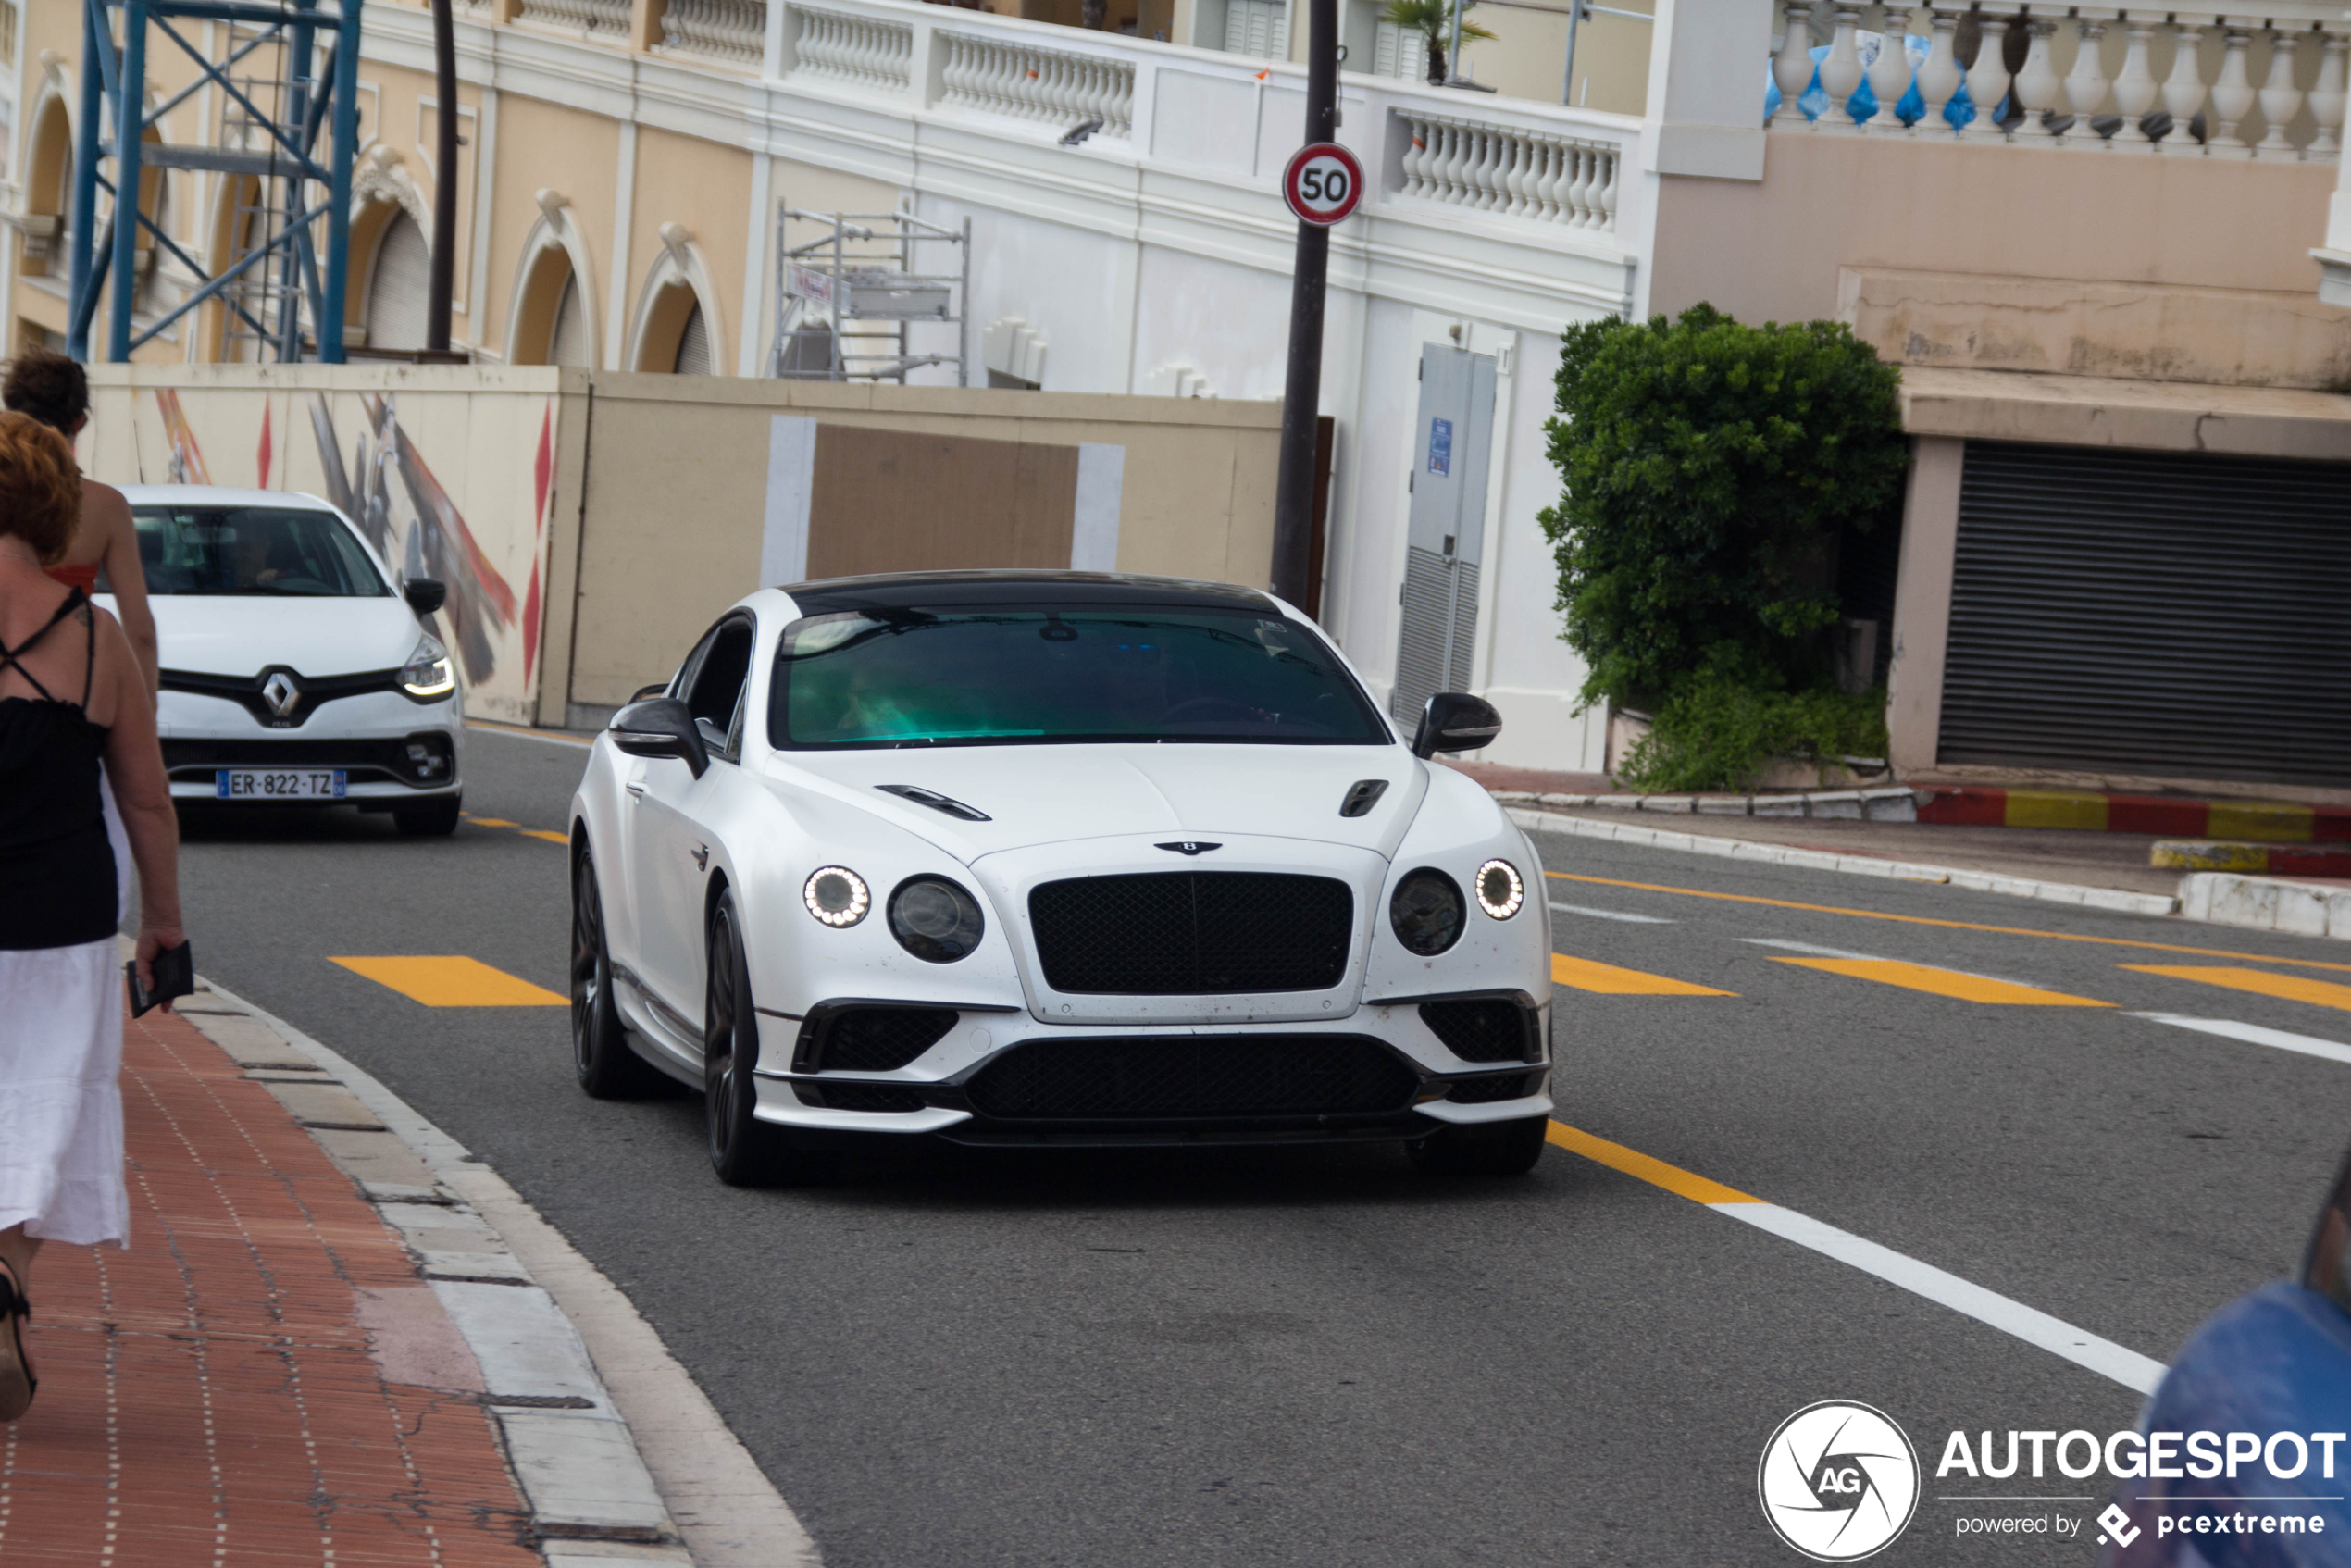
[127,940,194,1018]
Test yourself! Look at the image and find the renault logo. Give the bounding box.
[262,671,302,720]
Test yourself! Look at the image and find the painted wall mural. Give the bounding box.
[87,374,560,726]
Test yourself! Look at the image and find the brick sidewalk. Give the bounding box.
[0,1004,542,1566]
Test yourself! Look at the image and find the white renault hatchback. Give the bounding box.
[111,486,465,835]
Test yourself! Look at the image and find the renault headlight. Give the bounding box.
[398,634,456,700]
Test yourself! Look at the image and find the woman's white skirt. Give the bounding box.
[0,939,128,1246]
[0,771,133,1247]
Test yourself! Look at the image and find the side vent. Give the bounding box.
[1340,779,1390,818]
[877,784,991,822]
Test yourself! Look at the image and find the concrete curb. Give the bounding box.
[1507,807,2183,918]
[1918,785,2351,841]
[2181,873,2351,941]
[182,977,821,1568]
[1494,786,1919,821]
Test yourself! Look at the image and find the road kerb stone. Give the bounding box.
[185,979,818,1565]
[1510,807,2183,918]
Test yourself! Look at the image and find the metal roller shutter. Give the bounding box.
[1939,441,2351,784]
[364,213,430,352]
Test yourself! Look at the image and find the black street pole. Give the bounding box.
[1270,0,1338,612]
[427,0,458,355]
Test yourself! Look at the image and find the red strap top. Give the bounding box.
[45,561,101,595]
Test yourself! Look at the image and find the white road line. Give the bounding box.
[2131,1013,2351,1067]
[1716,1202,2168,1396]
[1549,902,1677,924]
[1740,938,1881,960]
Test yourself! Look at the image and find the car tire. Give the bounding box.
[572,847,666,1099]
[704,891,833,1188]
[1409,1114,1549,1177]
[393,795,462,837]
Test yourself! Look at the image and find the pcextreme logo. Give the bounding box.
[1759,1400,1922,1562]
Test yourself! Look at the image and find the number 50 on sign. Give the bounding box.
[1282,142,1364,227]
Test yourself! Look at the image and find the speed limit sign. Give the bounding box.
[1282,142,1364,227]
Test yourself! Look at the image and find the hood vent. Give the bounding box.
[877,783,991,822]
[1339,779,1389,818]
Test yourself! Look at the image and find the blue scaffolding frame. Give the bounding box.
[66,0,364,363]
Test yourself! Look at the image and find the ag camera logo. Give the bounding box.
[1759,1400,1922,1561]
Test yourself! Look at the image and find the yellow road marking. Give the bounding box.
[330,956,567,1007]
[520,829,569,844]
[1773,957,2112,1006]
[1542,869,2351,974]
[464,815,520,828]
[1551,952,1735,996]
[1545,1123,1759,1204]
[2121,964,2351,1014]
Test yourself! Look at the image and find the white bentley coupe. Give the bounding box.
[567,571,1553,1184]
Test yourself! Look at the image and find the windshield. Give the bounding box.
[769,606,1389,749]
[128,505,390,597]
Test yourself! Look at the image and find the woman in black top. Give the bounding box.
[0,410,181,1422]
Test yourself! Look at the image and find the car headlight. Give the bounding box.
[802,866,871,927]
[1389,869,1464,956]
[398,634,456,700]
[1474,859,1524,919]
[889,876,986,963]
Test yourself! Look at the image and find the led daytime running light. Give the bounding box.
[1474,859,1524,919]
[802,865,871,927]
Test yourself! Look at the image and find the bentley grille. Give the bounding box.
[1026,871,1353,994]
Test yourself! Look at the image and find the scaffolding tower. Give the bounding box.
[68,0,365,363]
[769,206,970,384]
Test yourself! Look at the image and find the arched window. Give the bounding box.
[673,304,711,375]
[364,212,430,351]
[23,97,73,278]
[633,278,709,375]
[549,273,589,367]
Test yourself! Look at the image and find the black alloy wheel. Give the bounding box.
[1408,1114,1549,1177]
[704,892,832,1187]
[572,847,665,1098]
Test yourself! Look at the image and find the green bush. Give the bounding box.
[1536,304,1907,790]
[1618,678,1889,795]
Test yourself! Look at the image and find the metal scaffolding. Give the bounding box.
[769,207,970,384]
[68,0,365,363]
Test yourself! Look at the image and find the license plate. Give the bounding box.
[216,768,347,800]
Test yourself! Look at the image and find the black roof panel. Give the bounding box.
[778,569,1276,616]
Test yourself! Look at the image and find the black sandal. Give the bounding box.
[0,1263,33,1422]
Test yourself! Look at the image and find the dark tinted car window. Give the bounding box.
[131,506,389,597]
[769,606,1387,750]
[2306,1145,2351,1313]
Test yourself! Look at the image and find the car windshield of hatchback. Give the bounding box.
[770,606,1389,748]
[129,506,391,597]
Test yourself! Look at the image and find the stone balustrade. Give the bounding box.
[938,32,1137,139]
[516,0,630,37]
[660,0,767,63]
[1395,110,1621,231]
[789,6,914,89]
[1771,1,2347,159]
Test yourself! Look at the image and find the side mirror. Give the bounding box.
[609,696,709,778]
[403,578,447,616]
[1411,691,1502,759]
[629,681,670,703]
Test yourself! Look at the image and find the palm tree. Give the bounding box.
[1379,0,1495,84]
